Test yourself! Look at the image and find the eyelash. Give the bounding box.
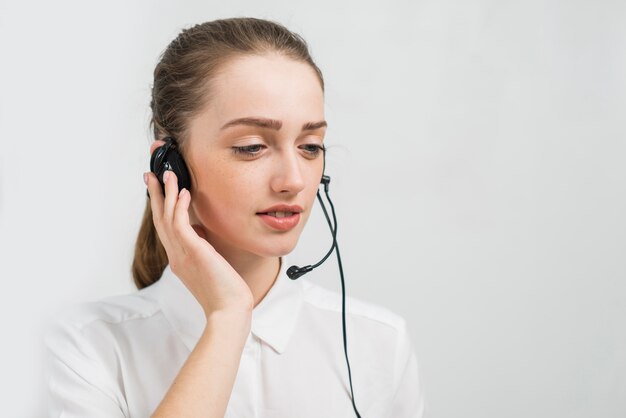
[231,144,326,158]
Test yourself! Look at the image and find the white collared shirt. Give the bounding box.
[43,257,425,417]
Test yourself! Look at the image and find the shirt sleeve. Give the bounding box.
[389,317,426,418]
[43,312,128,418]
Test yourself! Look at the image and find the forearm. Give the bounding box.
[151,310,252,418]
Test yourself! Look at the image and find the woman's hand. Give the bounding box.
[144,166,254,319]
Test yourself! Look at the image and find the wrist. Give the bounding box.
[205,309,252,332]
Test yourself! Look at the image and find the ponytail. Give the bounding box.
[132,199,168,289]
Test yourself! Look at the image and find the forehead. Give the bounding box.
[207,53,324,122]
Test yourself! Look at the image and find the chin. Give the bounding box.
[250,234,301,258]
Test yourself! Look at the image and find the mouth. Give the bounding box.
[256,211,302,231]
[259,211,296,218]
[256,204,304,231]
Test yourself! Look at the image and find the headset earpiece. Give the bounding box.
[148,137,192,196]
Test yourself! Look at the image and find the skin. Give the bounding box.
[146,52,326,417]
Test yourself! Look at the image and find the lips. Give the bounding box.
[256,204,303,231]
[257,204,304,215]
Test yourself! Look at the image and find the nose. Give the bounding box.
[270,150,306,194]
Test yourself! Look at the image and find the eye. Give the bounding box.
[231,144,266,157]
[299,144,325,158]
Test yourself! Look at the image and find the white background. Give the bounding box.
[1,0,624,417]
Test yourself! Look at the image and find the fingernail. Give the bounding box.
[143,172,148,185]
[163,171,170,183]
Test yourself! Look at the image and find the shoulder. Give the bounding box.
[43,284,163,355]
[49,285,160,328]
[300,280,408,334]
[41,287,162,416]
[298,280,422,413]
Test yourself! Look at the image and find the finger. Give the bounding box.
[162,169,179,225]
[161,170,186,256]
[145,171,171,251]
[172,188,209,256]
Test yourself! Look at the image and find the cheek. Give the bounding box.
[194,171,259,221]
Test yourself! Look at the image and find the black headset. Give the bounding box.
[148,137,191,196]
[148,137,363,418]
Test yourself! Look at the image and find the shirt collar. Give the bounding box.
[153,256,304,354]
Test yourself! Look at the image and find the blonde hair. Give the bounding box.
[132,17,325,289]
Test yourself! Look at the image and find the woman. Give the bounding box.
[44,17,425,417]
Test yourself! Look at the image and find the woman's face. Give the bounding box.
[184,53,326,259]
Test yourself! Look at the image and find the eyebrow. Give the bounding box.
[220,117,327,131]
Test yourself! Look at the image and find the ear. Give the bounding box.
[149,140,167,156]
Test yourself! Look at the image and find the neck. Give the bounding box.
[224,252,281,309]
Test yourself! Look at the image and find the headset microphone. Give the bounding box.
[287,176,336,280]
[285,265,312,280]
